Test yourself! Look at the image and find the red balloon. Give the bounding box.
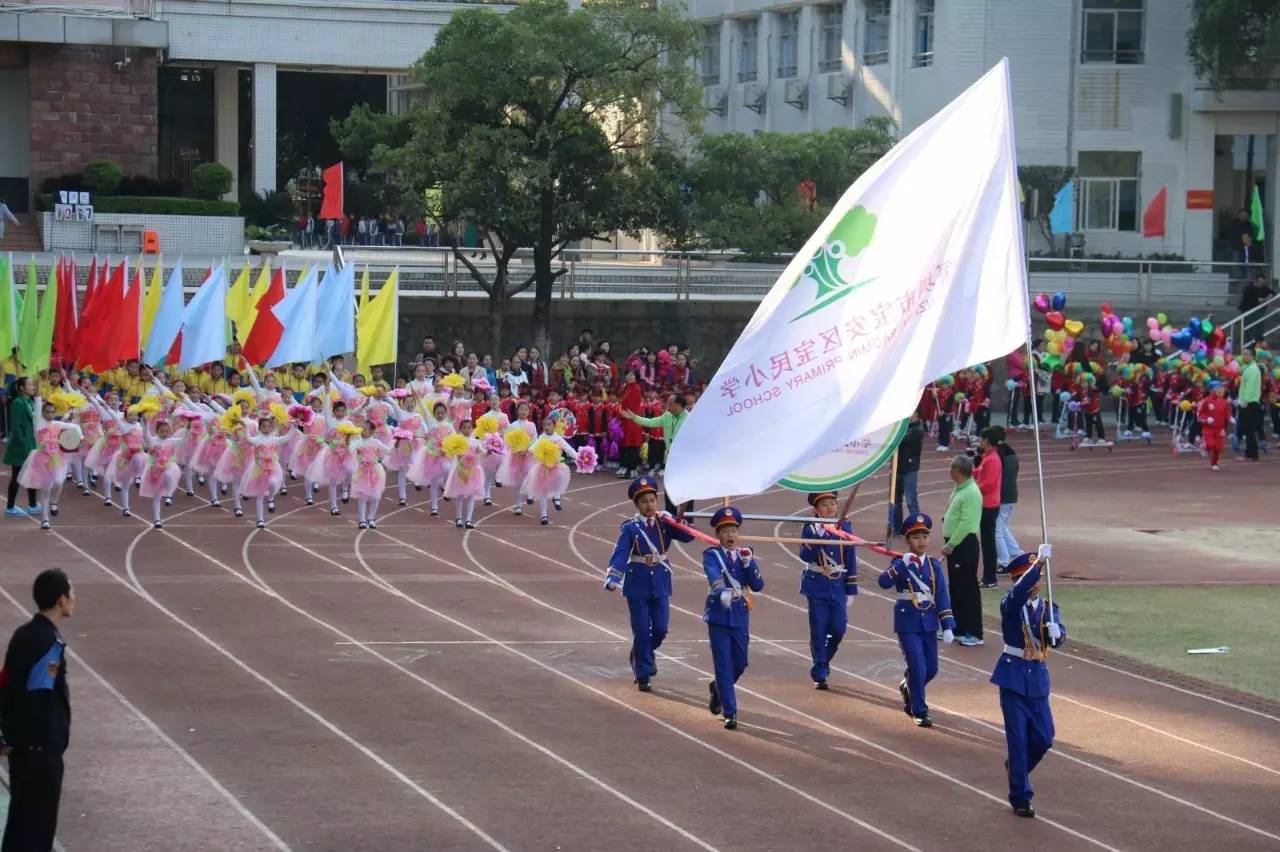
[1209,328,1225,349]
[1046,311,1066,331]
[1100,302,1113,316]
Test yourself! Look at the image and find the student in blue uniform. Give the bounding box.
[878,513,955,727]
[991,545,1064,818]
[798,491,857,690]
[603,477,695,692]
[702,506,764,730]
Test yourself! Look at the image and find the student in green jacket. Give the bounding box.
[942,454,983,645]
[1238,348,1262,461]
[4,376,39,517]
[621,393,690,516]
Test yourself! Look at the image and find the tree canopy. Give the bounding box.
[1188,0,1280,90]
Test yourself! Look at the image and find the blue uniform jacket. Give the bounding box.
[798,519,857,601]
[604,514,696,599]
[989,563,1066,698]
[702,547,765,628]
[877,555,956,634]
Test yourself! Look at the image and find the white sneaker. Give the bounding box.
[936,445,948,452]
[1212,464,1220,471]
[1081,438,1094,446]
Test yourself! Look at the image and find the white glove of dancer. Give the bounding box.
[737,547,753,561]
[844,595,853,612]
[1046,622,1062,641]
[719,589,733,609]
[941,629,955,645]
[604,580,619,592]
[1037,543,1053,560]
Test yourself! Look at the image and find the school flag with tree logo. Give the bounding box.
[665,59,1029,503]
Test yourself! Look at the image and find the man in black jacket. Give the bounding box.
[0,569,74,852]
[892,412,925,538]
[994,439,1021,574]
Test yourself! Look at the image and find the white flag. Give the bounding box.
[177,265,229,371]
[666,59,1028,503]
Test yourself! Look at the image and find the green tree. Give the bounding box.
[1188,0,1280,90]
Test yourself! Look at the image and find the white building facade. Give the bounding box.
[686,0,1280,263]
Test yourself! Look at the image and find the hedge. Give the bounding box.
[35,194,240,216]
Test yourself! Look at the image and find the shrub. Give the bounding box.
[35,194,239,216]
[117,174,184,197]
[192,163,233,200]
[82,160,123,195]
[240,190,296,228]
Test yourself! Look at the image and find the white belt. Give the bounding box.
[899,591,932,604]
[1002,643,1026,658]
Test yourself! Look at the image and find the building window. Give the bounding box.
[1078,151,1141,231]
[700,24,721,85]
[864,0,890,66]
[738,18,759,83]
[913,0,935,67]
[776,11,800,79]
[819,5,843,72]
[1081,0,1143,64]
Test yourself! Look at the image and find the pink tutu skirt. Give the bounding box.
[213,442,252,485]
[308,445,357,486]
[84,433,121,475]
[444,456,486,500]
[480,452,504,479]
[18,449,66,491]
[110,449,147,488]
[176,429,205,466]
[193,433,229,476]
[496,451,533,490]
[349,462,387,501]
[521,463,570,500]
[81,421,103,448]
[139,459,181,499]
[407,450,452,487]
[240,459,284,498]
[290,434,326,479]
[280,430,303,471]
[384,439,419,473]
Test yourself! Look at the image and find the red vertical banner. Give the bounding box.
[319,162,344,220]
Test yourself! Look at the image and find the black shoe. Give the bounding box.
[723,715,737,731]
[50,504,59,518]
[330,508,340,516]
[306,498,314,506]
[708,681,722,716]
[1012,803,1035,819]
[153,521,163,530]
[526,497,534,505]
[82,487,91,496]
[980,581,999,589]
[913,713,933,728]
[341,495,349,504]
[358,521,368,530]
[483,498,493,506]
[267,500,275,514]
[399,499,407,507]
[234,508,244,518]
[637,679,651,693]
[414,485,423,492]
[122,509,131,518]
[210,500,221,508]
[815,679,829,691]
[430,508,439,517]
[443,496,451,502]
[553,498,562,511]
[368,521,377,529]
[164,497,172,507]
[465,522,475,530]
[185,490,194,497]
[540,516,549,526]
[455,518,464,528]
[898,678,911,716]
[256,521,265,529]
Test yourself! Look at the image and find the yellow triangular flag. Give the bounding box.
[357,268,398,374]
[358,266,370,314]
[226,262,251,334]
[236,259,271,344]
[140,255,163,342]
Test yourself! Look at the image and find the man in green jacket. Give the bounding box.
[942,454,984,645]
[622,393,690,516]
[1238,348,1262,461]
[4,376,39,517]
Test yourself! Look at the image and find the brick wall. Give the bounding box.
[27,44,158,187]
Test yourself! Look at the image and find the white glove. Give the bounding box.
[737,547,753,561]
[658,510,674,522]
[1046,622,1062,641]
[718,589,733,609]
[941,629,955,645]
[604,580,619,592]
[1037,543,1053,560]
[844,595,853,611]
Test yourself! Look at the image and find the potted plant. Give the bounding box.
[245,224,293,255]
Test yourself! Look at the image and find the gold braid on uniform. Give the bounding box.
[905,558,937,613]
[1021,618,1050,662]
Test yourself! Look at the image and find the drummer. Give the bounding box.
[798,491,857,690]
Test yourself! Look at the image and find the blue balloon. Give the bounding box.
[1122,316,1134,332]
[1188,317,1202,339]
[1051,291,1067,311]
[1005,378,1017,391]
[1171,330,1193,351]
[1058,390,1073,403]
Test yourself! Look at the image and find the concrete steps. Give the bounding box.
[0,214,43,253]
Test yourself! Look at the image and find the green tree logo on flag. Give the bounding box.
[790,205,878,322]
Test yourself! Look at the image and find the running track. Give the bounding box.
[1,436,1277,851]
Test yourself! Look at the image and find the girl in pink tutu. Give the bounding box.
[321,385,355,506]
[83,393,124,501]
[386,390,425,507]
[407,401,455,517]
[107,406,147,518]
[442,420,484,528]
[310,420,361,516]
[189,398,231,506]
[476,418,507,508]
[174,408,207,496]
[242,413,293,529]
[522,418,580,526]
[65,391,97,494]
[140,418,183,529]
[496,402,538,516]
[351,422,390,530]
[213,407,257,518]
[18,397,83,530]
[291,397,328,506]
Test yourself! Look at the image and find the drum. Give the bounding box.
[58,430,82,452]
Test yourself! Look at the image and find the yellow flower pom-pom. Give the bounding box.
[270,402,290,426]
[48,391,86,414]
[233,388,256,406]
[358,385,378,396]
[337,421,363,437]
[441,373,465,390]
[441,432,468,458]
[132,395,163,417]
[532,436,562,468]
[504,427,532,453]
[219,406,243,432]
[474,413,500,438]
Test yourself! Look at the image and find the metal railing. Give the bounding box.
[1223,291,1280,350]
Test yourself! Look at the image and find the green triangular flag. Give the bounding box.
[31,262,58,373]
[16,260,40,372]
[1250,185,1266,243]
[0,254,13,360]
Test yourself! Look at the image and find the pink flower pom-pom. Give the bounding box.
[388,388,411,400]
[392,427,413,441]
[574,445,598,474]
[472,377,493,395]
[482,433,507,455]
[287,404,313,424]
[177,410,203,421]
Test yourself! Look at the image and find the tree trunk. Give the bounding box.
[488,267,506,362]
[531,188,556,356]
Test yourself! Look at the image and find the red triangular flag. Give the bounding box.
[53,258,77,361]
[117,264,142,363]
[240,266,286,366]
[1142,187,1167,238]
[78,261,126,373]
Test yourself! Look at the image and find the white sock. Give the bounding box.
[40,489,51,522]
[120,487,131,513]
[465,499,475,523]
[152,495,163,523]
[256,497,265,523]
[358,498,368,522]
[431,483,440,511]
[368,497,380,523]
[539,498,548,517]
[398,474,407,501]
[208,478,218,503]
[329,484,339,511]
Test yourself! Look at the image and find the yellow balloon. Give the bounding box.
[1178,399,1193,412]
[1048,341,1063,355]
[1064,319,1085,336]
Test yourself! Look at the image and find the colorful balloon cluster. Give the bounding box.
[1098,302,1139,358]
[1032,290,1081,370]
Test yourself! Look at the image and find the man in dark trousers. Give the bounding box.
[891,411,924,538]
[0,569,75,852]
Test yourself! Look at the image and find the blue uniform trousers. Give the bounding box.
[999,687,1056,805]
[898,632,939,716]
[627,595,669,680]
[806,597,846,682]
[708,623,749,717]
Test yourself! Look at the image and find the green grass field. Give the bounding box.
[1049,586,1280,703]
